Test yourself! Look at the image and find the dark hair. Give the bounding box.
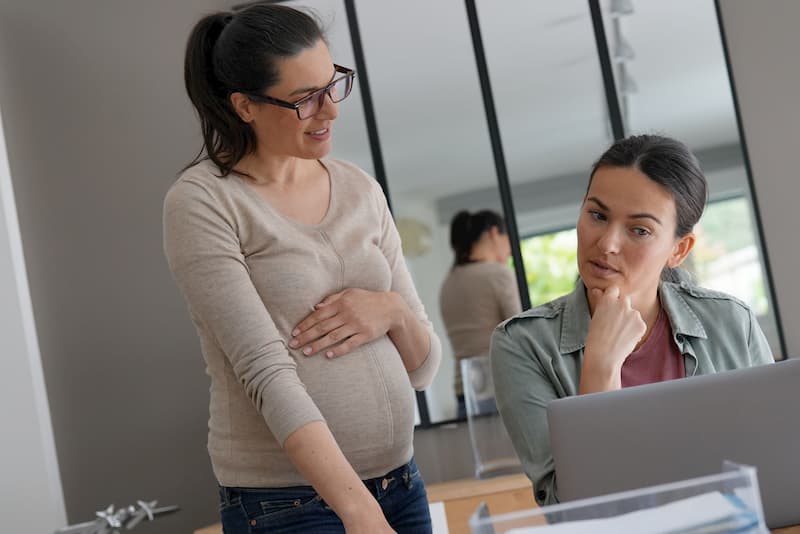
[183,4,325,175]
[450,210,507,266]
[588,134,708,282]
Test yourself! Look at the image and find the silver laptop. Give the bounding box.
[547,358,800,529]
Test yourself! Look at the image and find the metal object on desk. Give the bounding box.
[54,499,180,534]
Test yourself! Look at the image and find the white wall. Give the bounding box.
[718,0,800,357]
[0,106,66,531]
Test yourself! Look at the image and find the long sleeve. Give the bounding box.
[491,324,560,505]
[372,182,441,390]
[163,180,324,446]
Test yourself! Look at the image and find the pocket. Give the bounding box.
[257,495,320,517]
[241,490,323,531]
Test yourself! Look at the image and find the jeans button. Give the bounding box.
[381,478,389,490]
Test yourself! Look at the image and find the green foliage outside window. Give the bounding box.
[519,228,579,307]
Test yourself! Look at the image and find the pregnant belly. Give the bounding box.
[296,337,415,455]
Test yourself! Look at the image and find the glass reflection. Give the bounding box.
[478,0,612,305]
[600,0,782,356]
[439,210,521,418]
[357,0,505,422]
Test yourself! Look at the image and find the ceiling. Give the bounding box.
[287,0,741,199]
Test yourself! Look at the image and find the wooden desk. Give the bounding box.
[426,473,537,534]
[193,474,800,534]
[194,525,222,534]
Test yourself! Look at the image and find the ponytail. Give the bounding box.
[450,210,506,266]
[183,12,253,175]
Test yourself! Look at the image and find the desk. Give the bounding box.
[426,473,536,534]
[193,474,800,534]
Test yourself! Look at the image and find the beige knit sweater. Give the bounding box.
[439,262,521,395]
[163,158,441,487]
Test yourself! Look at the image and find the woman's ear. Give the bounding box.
[667,232,696,268]
[229,92,255,123]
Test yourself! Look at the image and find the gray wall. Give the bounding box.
[718,0,800,357]
[0,2,226,532]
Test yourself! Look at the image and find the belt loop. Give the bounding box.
[403,466,413,489]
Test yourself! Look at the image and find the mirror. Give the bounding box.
[598,0,782,356]
[357,0,506,423]
[306,0,784,424]
[478,0,612,307]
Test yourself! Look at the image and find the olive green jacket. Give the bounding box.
[490,280,774,506]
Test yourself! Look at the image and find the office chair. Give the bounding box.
[461,355,522,479]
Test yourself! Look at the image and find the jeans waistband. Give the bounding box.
[220,457,419,505]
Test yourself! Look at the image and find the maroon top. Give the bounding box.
[621,308,685,388]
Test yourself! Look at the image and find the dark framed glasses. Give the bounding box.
[247,64,355,120]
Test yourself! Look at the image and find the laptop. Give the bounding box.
[547,358,800,529]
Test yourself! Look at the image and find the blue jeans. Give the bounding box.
[218,458,432,534]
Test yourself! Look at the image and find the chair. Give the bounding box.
[461,355,522,479]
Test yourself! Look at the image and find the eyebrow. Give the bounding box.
[586,196,663,225]
[287,68,338,97]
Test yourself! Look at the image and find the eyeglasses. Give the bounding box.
[246,64,355,120]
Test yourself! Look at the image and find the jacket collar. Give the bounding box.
[558,280,707,355]
[659,281,708,340]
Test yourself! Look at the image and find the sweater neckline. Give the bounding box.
[230,158,335,230]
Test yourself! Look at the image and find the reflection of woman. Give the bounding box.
[491,135,774,506]
[163,5,441,533]
[439,210,522,418]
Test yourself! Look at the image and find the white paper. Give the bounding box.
[507,491,755,534]
[430,500,450,534]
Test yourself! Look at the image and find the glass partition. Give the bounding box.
[599,0,782,356]
[317,0,784,425]
[478,0,614,307]
[357,0,505,423]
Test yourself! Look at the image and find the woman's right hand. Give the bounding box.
[580,286,647,394]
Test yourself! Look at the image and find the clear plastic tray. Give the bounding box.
[469,462,767,534]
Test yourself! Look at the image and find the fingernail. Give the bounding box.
[289,339,299,348]
[326,351,334,358]
[303,347,312,355]
[292,328,299,336]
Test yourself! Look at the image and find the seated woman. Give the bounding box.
[440,210,521,419]
[490,135,774,506]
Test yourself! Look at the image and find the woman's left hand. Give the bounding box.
[289,289,402,358]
